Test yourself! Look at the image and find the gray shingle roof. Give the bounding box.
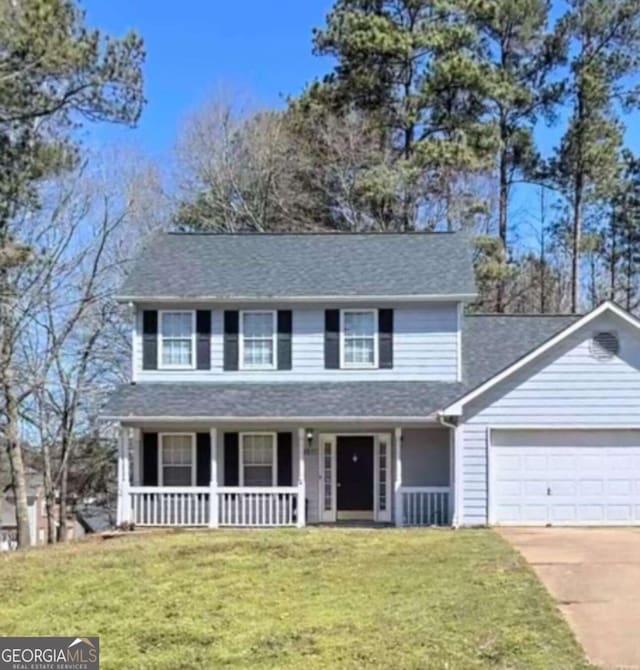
[462,314,580,391]
[118,232,477,300]
[103,313,581,420]
[102,381,465,420]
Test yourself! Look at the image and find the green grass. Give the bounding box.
[0,528,592,670]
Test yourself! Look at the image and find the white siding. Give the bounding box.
[460,312,640,525]
[134,301,459,382]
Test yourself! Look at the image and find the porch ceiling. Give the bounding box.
[101,381,464,421]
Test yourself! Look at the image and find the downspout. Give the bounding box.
[437,412,462,528]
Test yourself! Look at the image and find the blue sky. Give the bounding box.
[84,1,334,158]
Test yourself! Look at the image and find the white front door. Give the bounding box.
[491,429,640,525]
[318,433,391,523]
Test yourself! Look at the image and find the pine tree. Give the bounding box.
[549,0,640,313]
[308,0,499,230]
[469,0,564,311]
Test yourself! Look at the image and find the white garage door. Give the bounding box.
[491,429,640,526]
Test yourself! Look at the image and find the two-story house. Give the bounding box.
[104,232,640,528]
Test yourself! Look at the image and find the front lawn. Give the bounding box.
[0,528,591,669]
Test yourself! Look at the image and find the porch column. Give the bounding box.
[297,428,306,527]
[209,427,219,528]
[116,426,130,525]
[132,428,141,486]
[394,427,403,526]
[452,423,463,528]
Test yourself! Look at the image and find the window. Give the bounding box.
[159,311,195,369]
[160,434,194,486]
[240,311,276,369]
[341,309,377,368]
[241,433,276,486]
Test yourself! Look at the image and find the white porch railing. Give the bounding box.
[129,486,211,526]
[126,486,302,528]
[217,487,299,527]
[399,487,451,526]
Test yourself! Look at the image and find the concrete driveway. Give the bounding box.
[499,527,640,670]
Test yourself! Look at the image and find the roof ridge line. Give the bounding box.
[467,313,582,318]
[165,231,460,236]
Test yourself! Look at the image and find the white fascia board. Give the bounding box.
[116,293,478,305]
[442,301,640,416]
[101,414,441,425]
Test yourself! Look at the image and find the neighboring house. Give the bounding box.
[1,471,84,550]
[103,232,640,528]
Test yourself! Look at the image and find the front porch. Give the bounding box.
[116,425,454,528]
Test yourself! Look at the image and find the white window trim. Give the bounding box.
[158,432,196,486]
[340,309,379,369]
[239,310,277,371]
[239,432,277,487]
[158,310,196,371]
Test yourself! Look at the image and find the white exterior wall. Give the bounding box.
[460,312,640,525]
[133,301,459,382]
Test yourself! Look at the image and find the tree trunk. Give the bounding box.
[496,142,509,313]
[610,210,617,301]
[0,229,31,548]
[3,380,31,547]
[571,172,583,313]
[42,440,57,544]
[539,188,547,314]
[57,443,69,542]
[627,231,633,311]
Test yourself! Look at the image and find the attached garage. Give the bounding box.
[490,429,640,526]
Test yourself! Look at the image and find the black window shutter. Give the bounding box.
[142,311,158,370]
[142,432,158,486]
[325,309,340,369]
[224,432,239,486]
[196,433,211,486]
[196,310,212,370]
[224,311,239,371]
[277,432,293,486]
[277,310,292,370]
[379,309,394,369]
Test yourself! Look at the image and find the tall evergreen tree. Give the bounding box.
[469,0,564,311]
[606,152,640,309]
[549,0,640,313]
[308,0,499,230]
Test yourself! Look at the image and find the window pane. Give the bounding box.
[162,436,193,465]
[243,435,274,486]
[162,312,192,337]
[243,312,274,338]
[163,466,191,486]
[243,339,273,366]
[243,434,273,464]
[344,311,375,337]
[162,339,192,367]
[244,466,273,487]
[344,337,374,364]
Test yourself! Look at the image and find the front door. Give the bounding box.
[337,436,374,518]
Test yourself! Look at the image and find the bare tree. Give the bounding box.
[173,92,323,232]
[10,148,159,544]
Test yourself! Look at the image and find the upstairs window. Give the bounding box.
[160,434,194,486]
[240,433,276,486]
[159,311,195,369]
[240,311,276,369]
[341,309,378,368]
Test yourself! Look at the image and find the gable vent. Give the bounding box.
[589,331,619,361]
